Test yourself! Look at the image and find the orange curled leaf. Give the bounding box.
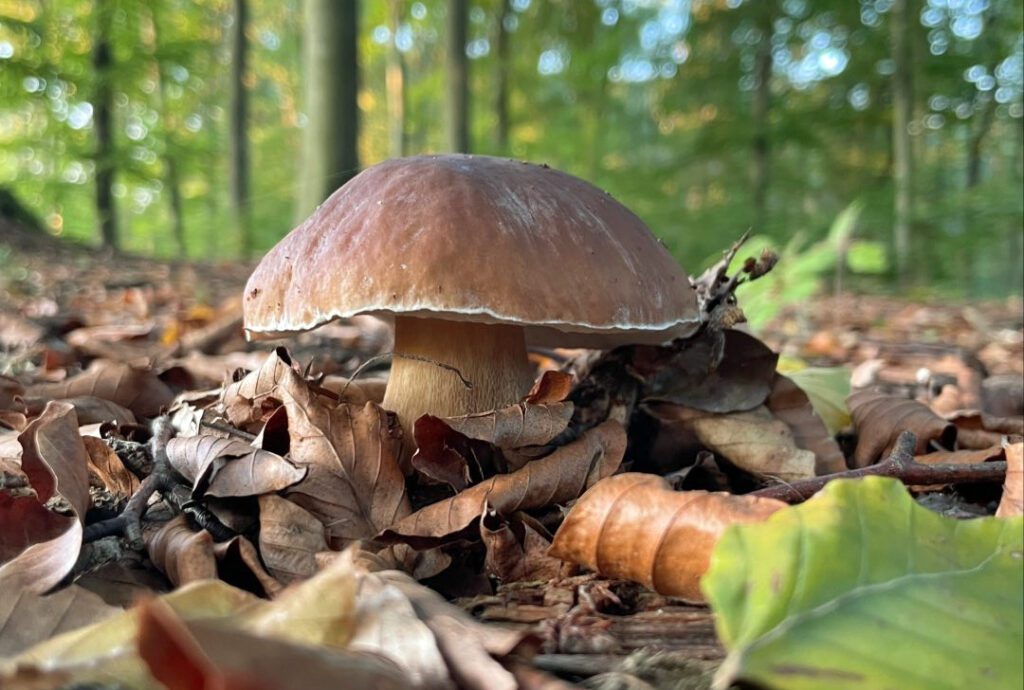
[997,441,1023,518]
[549,473,785,602]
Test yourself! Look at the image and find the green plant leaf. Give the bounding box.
[784,366,851,435]
[702,477,1024,690]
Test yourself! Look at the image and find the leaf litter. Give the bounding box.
[0,238,1021,688]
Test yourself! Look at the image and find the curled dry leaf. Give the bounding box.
[636,329,779,413]
[549,473,785,602]
[944,410,1024,450]
[765,374,846,475]
[997,441,1023,517]
[0,374,25,411]
[145,515,217,586]
[0,401,90,594]
[481,511,565,584]
[165,434,306,498]
[849,390,958,467]
[0,585,120,658]
[258,494,329,584]
[381,419,626,547]
[21,396,137,427]
[213,536,283,598]
[83,435,141,499]
[647,403,816,482]
[412,401,573,487]
[24,359,175,419]
[220,347,298,431]
[525,370,574,405]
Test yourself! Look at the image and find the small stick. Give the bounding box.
[200,419,256,442]
[751,431,1008,503]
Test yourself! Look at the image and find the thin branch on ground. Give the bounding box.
[751,431,1008,503]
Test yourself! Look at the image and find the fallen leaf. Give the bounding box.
[213,536,283,598]
[848,390,957,467]
[0,401,90,594]
[83,435,141,499]
[258,494,329,584]
[411,401,573,486]
[944,410,1024,450]
[481,511,564,584]
[637,329,779,413]
[765,374,846,474]
[382,420,626,547]
[703,477,1024,690]
[524,370,574,404]
[22,396,137,426]
[549,473,784,601]
[780,366,852,436]
[220,347,298,430]
[165,434,306,498]
[24,360,174,418]
[0,585,120,658]
[647,403,816,482]
[144,516,217,586]
[997,441,1023,517]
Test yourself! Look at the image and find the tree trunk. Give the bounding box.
[891,0,914,285]
[494,0,511,152]
[750,0,772,236]
[230,0,251,256]
[92,0,118,250]
[966,96,995,189]
[386,0,405,158]
[150,6,186,257]
[446,0,469,153]
[296,0,360,220]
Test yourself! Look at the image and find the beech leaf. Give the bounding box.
[165,434,306,498]
[703,477,1024,690]
[24,360,174,418]
[848,390,957,467]
[997,441,1023,517]
[765,373,846,475]
[549,473,784,601]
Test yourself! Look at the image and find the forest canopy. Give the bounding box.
[0,0,1021,296]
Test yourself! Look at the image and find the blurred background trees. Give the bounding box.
[0,0,1021,296]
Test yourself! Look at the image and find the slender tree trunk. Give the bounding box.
[891,0,914,285]
[150,7,186,257]
[446,0,469,153]
[751,1,772,235]
[386,0,405,158]
[494,0,512,152]
[92,0,118,250]
[966,96,995,189]
[297,0,360,220]
[230,0,251,256]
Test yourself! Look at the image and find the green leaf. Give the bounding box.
[846,240,888,274]
[784,366,852,435]
[702,477,1024,690]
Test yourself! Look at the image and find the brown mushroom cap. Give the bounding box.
[244,154,700,347]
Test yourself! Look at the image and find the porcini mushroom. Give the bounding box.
[243,155,699,444]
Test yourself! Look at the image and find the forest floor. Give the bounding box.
[1,224,1022,689]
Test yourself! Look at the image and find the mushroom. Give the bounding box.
[243,155,699,445]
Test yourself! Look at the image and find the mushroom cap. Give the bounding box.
[244,155,700,347]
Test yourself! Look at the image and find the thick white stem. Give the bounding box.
[382,316,534,448]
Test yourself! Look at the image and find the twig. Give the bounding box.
[751,431,1008,503]
[200,419,256,442]
[338,351,473,399]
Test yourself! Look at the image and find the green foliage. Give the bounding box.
[703,476,1024,690]
[782,366,852,435]
[0,0,1021,295]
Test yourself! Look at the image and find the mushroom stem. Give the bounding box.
[383,316,535,445]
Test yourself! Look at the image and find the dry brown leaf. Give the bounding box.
[0,585,120,658]
[24,360,174,419]
[258,494,329,584]
[997,441,1023,517]
[220,347,298,430]
[83,435,141,499]
[636,329,779,413]
[165,434,306,498]
[944,410,1024,450]
[381,420,626,547]
[144,516,217,586]
[549,473,785,601]
[648,403,816,482]
[138,597,409,690]
[481,511,565,584]
[65,323,158,364]
[376,570,525,690]
[277,369,411,550]
[0,401,90,594]
[849,390,958,467]
[914,445,1006,465]
[525,370,574,405]
[22,396,137,427]
[0,410,27,431]
[765,374,846,475]
[411,401,573,488]
[0,374,25,411]
[213,536,283,598]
